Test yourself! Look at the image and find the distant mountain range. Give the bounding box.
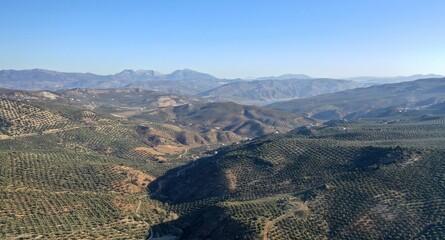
[252,73,443,84]
[253,74,313,81]
[347,74,443,84]
[0,68,222,94]
[0,69,443,104]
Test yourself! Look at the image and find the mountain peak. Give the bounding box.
[164,69,217,81]
[255,74,312,81]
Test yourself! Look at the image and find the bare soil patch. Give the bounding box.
[134,146,165,156]
[112,165,156,193]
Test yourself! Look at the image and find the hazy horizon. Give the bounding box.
[0,67,443,80]
[1,0,444,78]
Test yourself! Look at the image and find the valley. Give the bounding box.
[3,0,445,238]
[2,1,444,239]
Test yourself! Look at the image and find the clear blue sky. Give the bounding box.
[1,0,444,78]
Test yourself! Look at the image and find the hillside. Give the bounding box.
[0,87,205,116]
[0,88,314,147]
[0,90,239,149]
[1,86,444,240]
[134,101,315,137]
[198,78,361,105]
[269,78,445,120]
[150,118,445,239]
[1,95,271,239]
[55,88,314,140]
[0,99,186,239]
[0,88,314,239]
[59,88,204,110]
[1,86,445,239]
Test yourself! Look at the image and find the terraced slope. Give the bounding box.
[150,117,445,239]
[0,150,178,239]
[0,99,204,239]
[0,99,72,137]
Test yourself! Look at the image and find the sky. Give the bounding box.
[1,0,444,78]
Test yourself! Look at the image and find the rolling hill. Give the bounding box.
[268,78,445,120]
[59,88,204,110]
[0,87,314,147]
[0,98,186,239]
[1,85,445,239]
[150,118,445,239]
[0,88,312,239]
[133,101,315,137]
[198,78,361,105]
